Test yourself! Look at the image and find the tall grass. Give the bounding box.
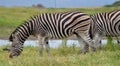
[0,43,120,66]
[103,36,120,51]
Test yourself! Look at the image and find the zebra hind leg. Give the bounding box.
[81,41,89,53]
[77,32,96,53]
[75,33,89,54]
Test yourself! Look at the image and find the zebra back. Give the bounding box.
[91,10,120,37]
[8,11,92,58]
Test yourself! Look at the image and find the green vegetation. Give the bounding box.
[0,43,120,66]
[105,1,120,7]
[0,6,120,66]
[0,6,120,38]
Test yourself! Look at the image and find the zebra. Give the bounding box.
[89,10,120,48]
[8,11,96,58]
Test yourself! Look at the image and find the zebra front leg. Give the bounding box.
[38,35,44,56]
[39,44,43,56]
[93,33,103,49]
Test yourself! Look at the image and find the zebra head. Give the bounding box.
[8,20,31,58]
[9,32,23,58]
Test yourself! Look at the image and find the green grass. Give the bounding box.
[0,6,120,65]
[0,44,120,66]
[0,6,120,38]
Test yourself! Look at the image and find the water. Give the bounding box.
[0,39,79,48]
[0,39,118,48]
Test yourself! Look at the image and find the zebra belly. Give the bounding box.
[48,31,73,39]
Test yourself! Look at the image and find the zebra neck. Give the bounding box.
[18,33,30,44]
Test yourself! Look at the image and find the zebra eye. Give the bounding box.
[12,45,15,47]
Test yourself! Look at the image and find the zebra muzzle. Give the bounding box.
[9,51,21,58]
[9,53,14,58]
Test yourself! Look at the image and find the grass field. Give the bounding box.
[0,6,120,66]
[0,6,120,38]
[0,43,120,66]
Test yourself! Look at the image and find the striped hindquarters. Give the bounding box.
[91,10,120,37]
[38,11,91,39]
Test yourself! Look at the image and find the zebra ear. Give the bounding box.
[12,34,14,38]
[9,34,14,41]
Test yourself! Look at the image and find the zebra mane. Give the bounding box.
[9,25,21,41]
[9,15,36,42]
[9,29,17,41]
[9,20,28,42]
[9,33,13,41]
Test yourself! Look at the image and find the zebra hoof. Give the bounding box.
[9,54,13,58]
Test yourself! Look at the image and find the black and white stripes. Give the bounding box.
[8,11,95,58]
[90,10,120,48]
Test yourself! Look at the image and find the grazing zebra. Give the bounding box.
[8,11,96,58]
[89,10,120,48]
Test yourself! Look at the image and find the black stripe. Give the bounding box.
[114,21,120,34]
[112,11,120,22]
[64,14,87,29]
[74,24,89,31]
[72,17,90,28]
[39,14,48,31]
[42,13,52,33]
[66,18,90,35]
[49,14,58,38]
